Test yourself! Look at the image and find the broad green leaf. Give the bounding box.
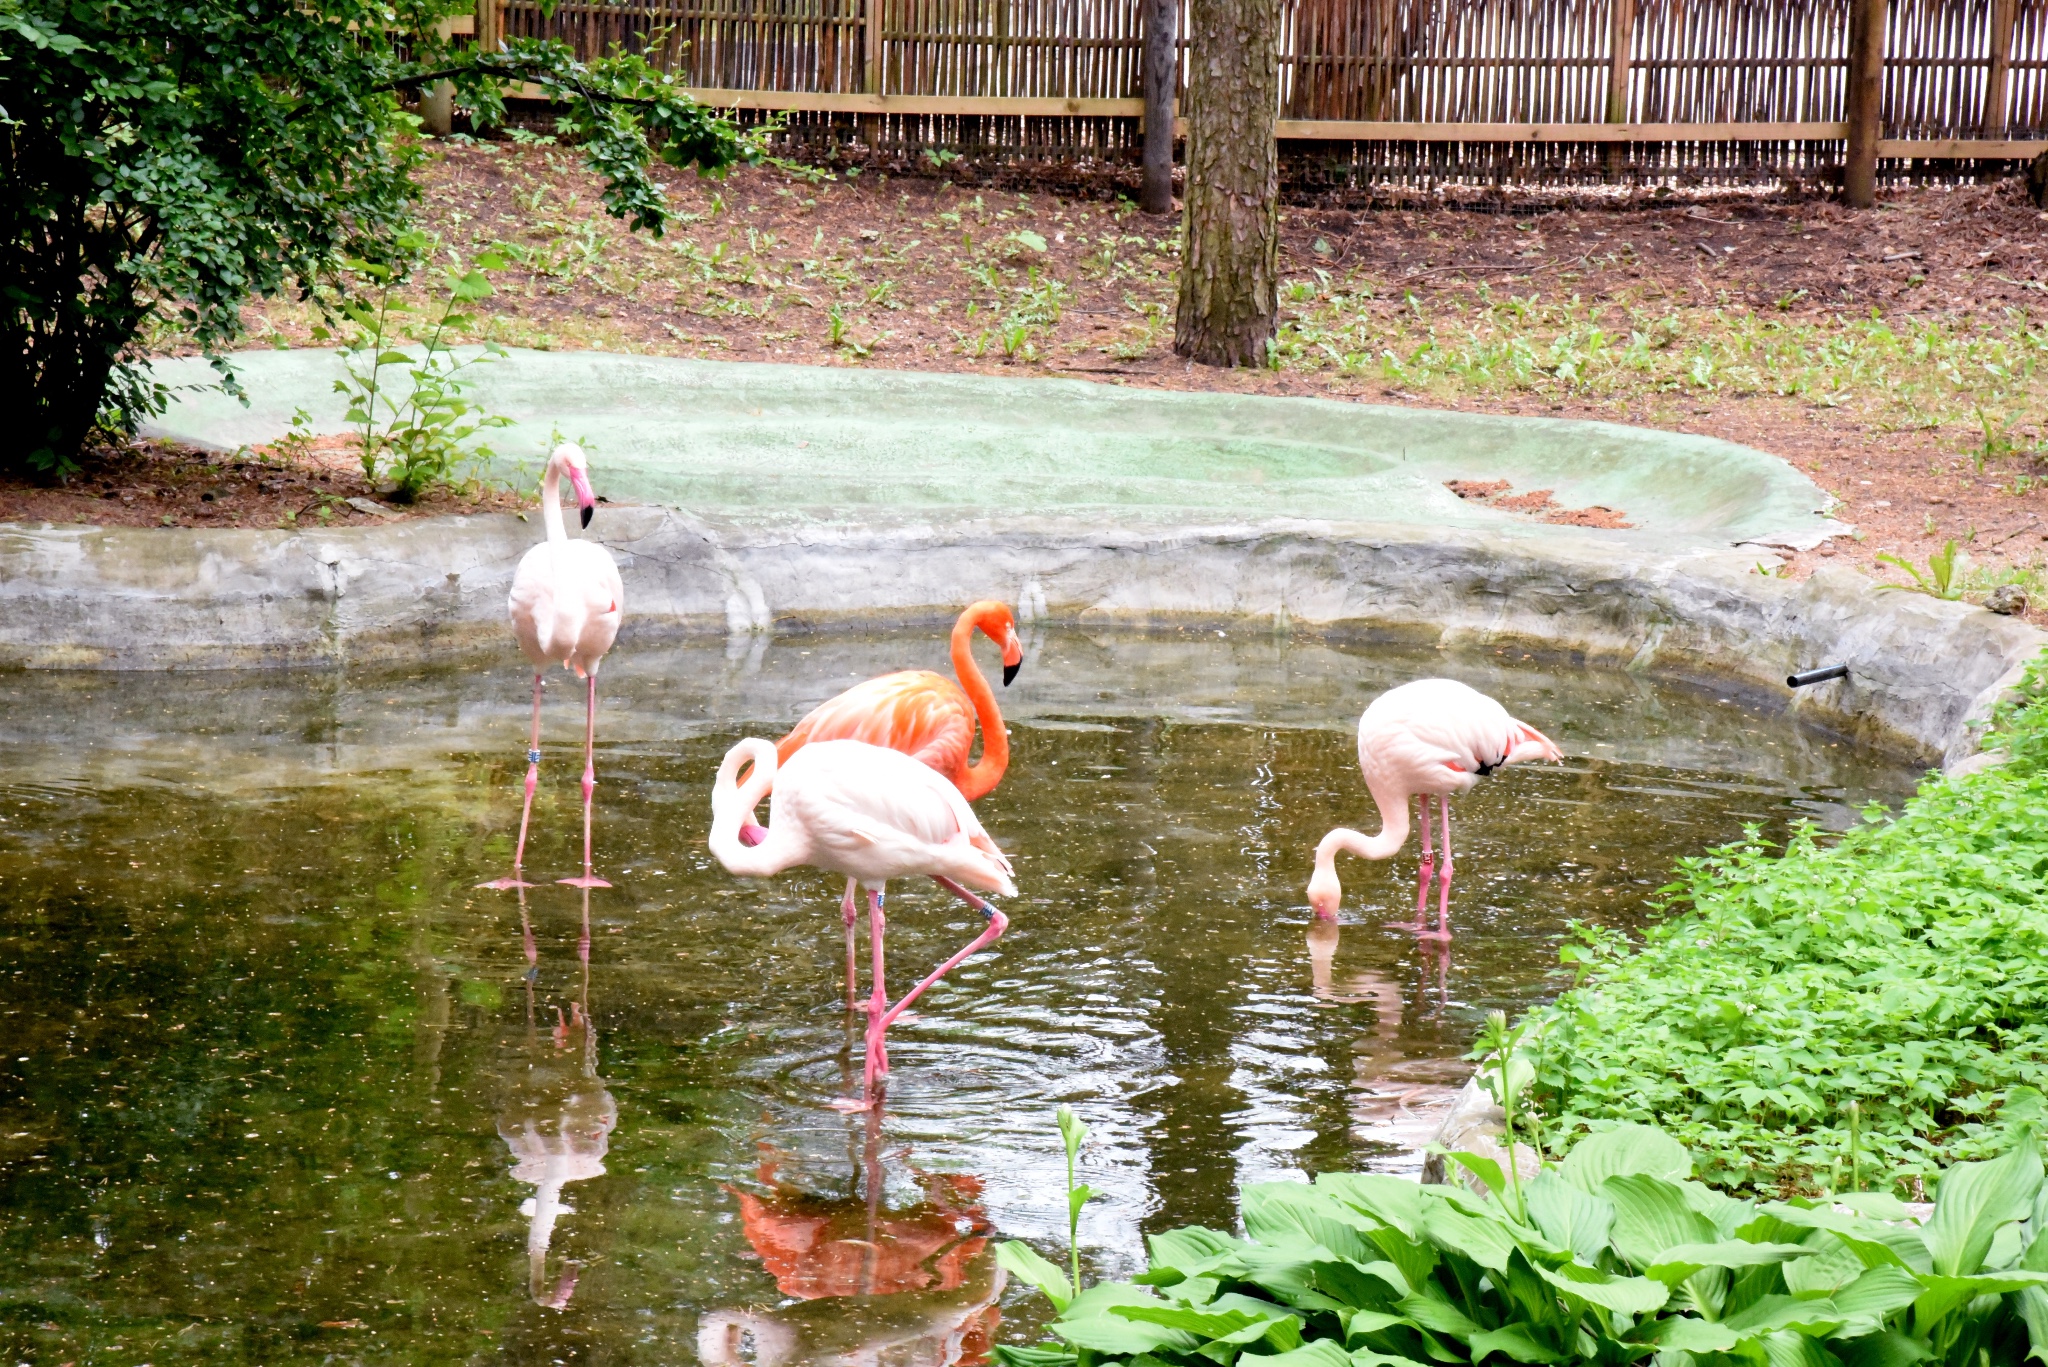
[1441,1150,1508,1201]
[1762,1328,1845,1367]
[1109,1300,1292,1348]
[1602,1173,1719,1268]
[1786,1235,1874,1296]
[1724,1293,1846,1337]
[1244,1183,1375,1262]
[1394,1291,1486,1338]
[1249,1341,1351,1367]
[1561,1124,1692,1194]
[1925,1143,2043,1277]
[1348,1352,1435,1367]
[1830,1265,1925,1320]
[1533,1258,1671,1315]
[995,1240,1073,1311]
[1340,1309,1416,1336]
[1420,1199,1518,1271]
[1831,1328,1931,1367]
[1646,1240,1815,1286]
[1834,1193,1915,1223]
[2016,1284,2048,1364]
[1053,1284,1199,1355]
[1526,1169,1615,1264]
[1909,1269,2048,1328]
[990,1345,1078,1367]
[1318,1172,1427,1239]
[1629,1316,1742,1353]
[1466,1323,1567,1364]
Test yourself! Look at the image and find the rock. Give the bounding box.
[1420,1078,1540,1194]
[1986,584,2028,616]
[344,497,396,519]
[2030,150,2048,209]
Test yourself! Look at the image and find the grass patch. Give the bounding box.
[1527,649,2048,1196]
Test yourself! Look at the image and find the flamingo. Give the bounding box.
[711,736,1016,1110]
[480,443,624,891]
[757,600,1025,1009]
[1306,678,1561,941]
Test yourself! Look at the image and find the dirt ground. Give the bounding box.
[14,137,2048,621]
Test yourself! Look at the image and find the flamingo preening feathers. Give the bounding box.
[711,737,1015,1110]
[481,443,624,891]
[761,600,1025,1008]
[1307,678,1561,941]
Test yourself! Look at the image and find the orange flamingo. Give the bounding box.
[754,602,1024,1010]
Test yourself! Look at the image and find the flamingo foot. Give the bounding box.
[478,876,538,890]
[557,874,612,889]
[828,1096,878,1114]
[1415,927,1453,943]
[1383,919,1428,933]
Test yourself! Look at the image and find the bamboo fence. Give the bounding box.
[491,0,2048,186]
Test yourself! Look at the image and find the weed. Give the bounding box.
[1877,538,1969,598]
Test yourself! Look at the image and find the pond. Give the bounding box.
[0,630,1918,1365]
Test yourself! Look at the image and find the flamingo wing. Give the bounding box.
[777,671,976,780]
[509,540,623,676]
[776,741,1016,894]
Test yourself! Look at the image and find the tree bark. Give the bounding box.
[1172,0,1278,368]
[1843,0,1886,209]
[1139,0,1178,215]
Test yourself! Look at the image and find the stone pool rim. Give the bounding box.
[0,506,2038,774]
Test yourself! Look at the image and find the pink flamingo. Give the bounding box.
[480,443,624,891]
[1307,678,1561,941]
[710,737,1016,1110]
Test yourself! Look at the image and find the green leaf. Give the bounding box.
[1317,1173,1426,1240]
[1761,1329,1845,1367]
[996,1240,1073,1311]
[1829,1265,1925,1320]
[1393,1292,1485,1338]
[1628,1316,1742,1354]
[1561,1125,1692,1194]
[1723,1293,1846,1337]
[1831,1328,1931,1367]
[1053,1284,1199,1356]
[1146,1227,1245,1282]
[1013,230,1048,253]
[1248,1341,1352,1367]
[1908,1269,2048,1329]
[1419,1198,1519,1272]
[1602,1174,1719,1268]
[1466,1323,1567,1364]
[1924,1143,2044,1277]
[991,1345,1078,1367]
[1244,1184,1374,1262]
[1440,1150,1508,1201]
[2015,1285,2048,1364]
[1645,1240,1815,1286]
[1533,1259,1672,1315]
[1525,1169,1615,1265]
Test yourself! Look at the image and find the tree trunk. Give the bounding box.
[1172,0,1278,368]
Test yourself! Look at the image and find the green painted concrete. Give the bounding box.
[146,349,1839,548]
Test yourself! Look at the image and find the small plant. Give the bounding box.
[993,1105,1098,1312]
[321,231,512,503]
[1877,538,1969,599]
[921,146,960,170]
[827,302,849,349]
[999,319,1035,362]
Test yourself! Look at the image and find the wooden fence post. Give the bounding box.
[1140,0,1179,213]
[1605,0,1635,177]
[1844,0,1886,208]
[862,0,884,149]
[1984,0,2017,138]
[474,0,499,52]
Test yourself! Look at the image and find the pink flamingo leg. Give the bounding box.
[842,878,863,1012]
[875,879,1009,1033]
[1388,794,1435,932]
[1420,799,1454,943]
[558,672,611,889]
[480,671,546,890]
[866,888,891,1093]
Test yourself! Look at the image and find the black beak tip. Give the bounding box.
[580,505,594,529]
[1002,660,1022,687]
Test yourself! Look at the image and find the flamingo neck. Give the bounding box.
[952,609,1008,800]
[709,739,794,876]
[1317,793,1412,869]
[540,460,568,543]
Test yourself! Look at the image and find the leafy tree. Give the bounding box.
[1,0,758,477]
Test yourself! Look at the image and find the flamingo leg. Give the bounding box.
[866,887,890,1093]
[558,672,610,889]
[481,671,546,890]
[1420,799,1454,943]
[842,877,862,1012]
[875,880,1009,1033]
[1387,794,1435,932]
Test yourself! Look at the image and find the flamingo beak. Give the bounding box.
[1001,630,1024,687]
[568,469,597,528]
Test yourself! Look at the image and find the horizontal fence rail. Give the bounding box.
[486,0,2048,187]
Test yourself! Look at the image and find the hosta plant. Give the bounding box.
[996,1123,2048,1366]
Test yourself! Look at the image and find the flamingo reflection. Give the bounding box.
[698,1129,1004,1367]
[496,887,616,1308]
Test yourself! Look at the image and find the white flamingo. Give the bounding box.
[481,443,623,890]
[1307,678,1561,940]
[709,737,1016,1110]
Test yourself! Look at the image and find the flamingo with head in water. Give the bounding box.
[1307,678,1561,941]
[480,443,623,891]
[711,736,1015,1110]
[753,601,1025,1008]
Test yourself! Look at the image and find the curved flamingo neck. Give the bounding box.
[709,739,793,875]
[1317,790,1412,870]
[952,609,1008,800]
[540,458,568,543]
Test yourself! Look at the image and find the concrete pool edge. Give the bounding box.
[1,509,2038,770]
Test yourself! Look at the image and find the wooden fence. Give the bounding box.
[482,0,2048,187]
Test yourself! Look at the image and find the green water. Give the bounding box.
[0,630,1917,1365]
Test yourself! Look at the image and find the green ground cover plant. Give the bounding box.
[1523,650,2048,1195]
[997,1121,2048,1367]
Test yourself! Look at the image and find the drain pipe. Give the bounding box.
[1787,664,1850,688]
